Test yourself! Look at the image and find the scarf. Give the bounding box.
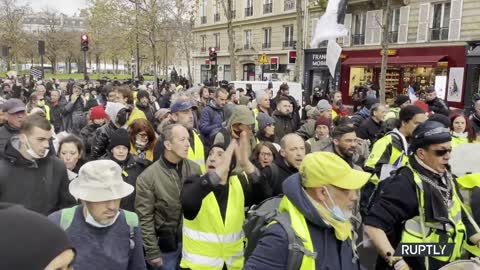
[304,190,352,241]
[452,131,467,138]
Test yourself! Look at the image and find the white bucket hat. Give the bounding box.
[69,160,134,202]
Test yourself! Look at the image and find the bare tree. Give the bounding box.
[379,0,392,105]
[0,0,29,72]
[294,0,304,82]
[42,10,69,73]
[220,0,236,81]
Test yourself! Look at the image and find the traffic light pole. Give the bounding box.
[83,50,87,81]
[40,54,44,80]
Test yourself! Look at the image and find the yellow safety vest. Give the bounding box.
[455,173,480,256]
[44,104,51,122]
[188,131,206,173]
[181,175,245,270]
[253,108,259,131]
[451,135,468,148]
[365,134,408,173]
[400,166,466,263]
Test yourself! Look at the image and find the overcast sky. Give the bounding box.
[19,0,89,16]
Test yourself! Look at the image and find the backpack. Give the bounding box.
[243,196,317,270]
[59,206,138,250]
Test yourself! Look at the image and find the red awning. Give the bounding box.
[342,55,448,66]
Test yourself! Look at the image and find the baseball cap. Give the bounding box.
[300,152,371,190]
[2,98,25,114]
[170,100,197,113]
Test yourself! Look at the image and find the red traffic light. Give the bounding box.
[81,34,88,41]
[209,47,216,53]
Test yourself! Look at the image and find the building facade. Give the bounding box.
[304,0,480,108]
[22,12,88,33]
[192,0,309,85]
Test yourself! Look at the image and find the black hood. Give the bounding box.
[273,156,298,175]
[282,174,329,228]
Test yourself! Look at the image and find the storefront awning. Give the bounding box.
[343,55,448,66]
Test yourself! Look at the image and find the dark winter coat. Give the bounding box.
[80,123,103,159]
[49,100,66,133]
[91,121,119,159]
[470,113,480,135]
[356,117,383,144]
[0,123,19,155]
[254,157,298,203]
[199,100,224,145]
[136,103,156,124]
[0,136,76,215]
[272,111,299,143]
[351,107,370,128]
[62,96,87,135]
[244,174,360,270]
[426,97,449,116]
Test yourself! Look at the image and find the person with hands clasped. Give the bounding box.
[180,130,258,270]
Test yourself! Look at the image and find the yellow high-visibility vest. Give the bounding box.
[188,131,206,173]
[181,175,245,270]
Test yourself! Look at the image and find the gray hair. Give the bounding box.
[255,89,269,103]
[370,103,383,116]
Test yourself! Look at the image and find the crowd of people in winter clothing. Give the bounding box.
[1,74,480,270]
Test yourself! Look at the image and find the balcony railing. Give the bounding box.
[245,7,253,17]
[263,3,272,14]
[244,44,252,49]
[352,34,365,45]
[284,1,295,11]
[430,27,449,41]
[200,16,207,24]
[262,43,271,49]
[388,31,398,43]
[283,40,295,49]
[214,13,220,22]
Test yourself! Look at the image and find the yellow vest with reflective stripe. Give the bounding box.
[181,175,245,270]
[278,196,316,270]
[451,136,468,148]
[188,131,206,173]
[365,134,407,172]
[400,166,466,263]
[253,108,259,131]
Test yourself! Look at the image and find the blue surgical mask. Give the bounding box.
[322,187,352,222]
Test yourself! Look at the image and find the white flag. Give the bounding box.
[311,0,348,48]
[326,40,342,77]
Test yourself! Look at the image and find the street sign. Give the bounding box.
[259,53,269,64]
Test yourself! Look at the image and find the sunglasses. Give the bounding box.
[431,148,452,157]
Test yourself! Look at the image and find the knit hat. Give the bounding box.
[413,100,429,113]
[0,203,74,270]
[316,99,332,112]
[409,120,451,153]
[315,116,332,129]
[90,105,109,120]
[394,95,410,107]
[108,128,130,150]
[137,90,149,100]
[257,112,275,131]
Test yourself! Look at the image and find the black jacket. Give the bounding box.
[0,137,75,215]
[255,157,298,203]
[426,97,449,116]
[272,111,299,143]
[471,113,480,135]
[62,96,87,134]
[136,103,156,124]
[104,153,147,212]
[0,123,19,155]
[80,123,102,159]
[49,101,66,133]
[356,117,382,144]
[91,121,119,159]
[244,174,360,270]
[364,157,475,270]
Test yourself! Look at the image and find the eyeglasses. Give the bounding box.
[431,148,452,157]
[259,152,273,158]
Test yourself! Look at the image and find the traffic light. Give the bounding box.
[209,47,217,62]
[81,34,89,51]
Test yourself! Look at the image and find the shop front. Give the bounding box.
[304,48,341,106]
[465,41,480,113]
[340,46,467,107]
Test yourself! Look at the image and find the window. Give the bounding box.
[245,0,253,17]
[200,0,207,24]
[264,0,272,14]
[224,65,231,81]
[352,13,366,45]
[283,25,294,48]
[214,33,220,50]
[284,0,295,11]
[244,30,252,49]
[389,8,400,43]
[200,35,206,52]
[430,2,450,41]
[230,0,236,19]
[214,0,220,22]
[263,28,271,49]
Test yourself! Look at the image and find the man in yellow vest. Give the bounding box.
[170,98,206,172]
[181,130,257,270]
[364,121,480,270]
[244,152,371,270]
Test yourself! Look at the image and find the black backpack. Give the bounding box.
[243,196,317,270]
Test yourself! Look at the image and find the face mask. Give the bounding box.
[23,135,49,159]
[322,187,351,222]
[85,207,120,228]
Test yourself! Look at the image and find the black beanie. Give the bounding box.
[394,95,410,107]
[409,121,451,153]
[0,203,74,270]
[428,114,451,128]
[108,128,130,150]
